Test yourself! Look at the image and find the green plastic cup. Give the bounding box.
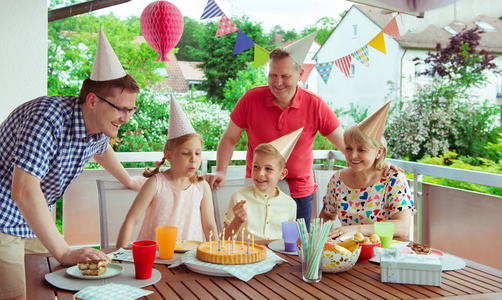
[374,222,395,249]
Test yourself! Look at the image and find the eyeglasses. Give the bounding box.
[96,95,138,117]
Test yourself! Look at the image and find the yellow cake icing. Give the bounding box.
[196,241,266,265]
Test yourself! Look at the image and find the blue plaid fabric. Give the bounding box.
[0,96,109,237]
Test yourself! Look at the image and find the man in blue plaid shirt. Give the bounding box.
[0,29,146,300]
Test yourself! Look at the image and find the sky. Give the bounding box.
[94,0,354,32]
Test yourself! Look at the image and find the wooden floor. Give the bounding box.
[26,241,502,300]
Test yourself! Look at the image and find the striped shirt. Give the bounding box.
[0,96,109,237]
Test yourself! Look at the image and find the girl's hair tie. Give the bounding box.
[154,161,161,168]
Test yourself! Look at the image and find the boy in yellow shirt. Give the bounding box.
[223,128,302,240]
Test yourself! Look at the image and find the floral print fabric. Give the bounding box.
[322,171,415,225]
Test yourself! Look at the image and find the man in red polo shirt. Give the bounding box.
[206,32,345,226]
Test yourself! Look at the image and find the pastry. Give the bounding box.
[196,241,266,265]
[369,234,380,244]
[77,260,108,276]
[361,237,372,244]
[407,242,432,255]
[353,232,365,243]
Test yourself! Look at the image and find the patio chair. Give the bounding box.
[210,165,246,179]
[313,169,342,228]
[96,179,142,249]
[212,178,290,233]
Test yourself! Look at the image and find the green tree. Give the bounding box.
[188,15,267,101]
[222,62,267,111]
[176,17,204,61]
[300,15,345,44]
[267,25,300,45]
[48,12,165,95]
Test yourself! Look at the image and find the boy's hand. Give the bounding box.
[233,200,247,223]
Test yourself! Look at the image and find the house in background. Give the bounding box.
[134,36,205,94]
[152,52,205,94]
[314,2,502,125]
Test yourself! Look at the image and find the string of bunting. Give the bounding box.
[315,15,401,84]
[200,0,270,67]
[200,0,402,83]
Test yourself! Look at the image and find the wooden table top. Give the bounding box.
[26,240,502,300]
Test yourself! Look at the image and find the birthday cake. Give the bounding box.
[196,241,267,265]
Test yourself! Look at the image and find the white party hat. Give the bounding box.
[168,95,196,140]
[269,128,303,162]
[358,101,391,140]
[284,32,317,66]
[90,28,126,81]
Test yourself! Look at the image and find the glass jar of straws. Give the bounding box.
[296,218,332,283]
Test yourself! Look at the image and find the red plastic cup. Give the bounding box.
[132,240,157,279]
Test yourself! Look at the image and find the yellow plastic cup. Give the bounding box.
[374,222,395,249]
[156,226,177,259]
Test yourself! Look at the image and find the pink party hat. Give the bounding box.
[168,95,196,140]
[284,32,316,66]
[358,102,391,140]
[269,128,303,162]
[90,29,126,81]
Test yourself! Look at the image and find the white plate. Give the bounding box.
[267,239,298,255]
[175,240,202,253]
[66,263,123,280]
[185,260,275,277]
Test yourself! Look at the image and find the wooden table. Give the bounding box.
[26,241,502,299]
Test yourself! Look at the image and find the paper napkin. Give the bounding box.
[170,248,285,282]
[74,283,152,300]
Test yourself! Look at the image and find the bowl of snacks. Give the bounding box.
[353,232,381,262]
[321,239,361,273]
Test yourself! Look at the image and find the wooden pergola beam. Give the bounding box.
[48,0,131,22]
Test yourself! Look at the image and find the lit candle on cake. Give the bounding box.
[241,227,245,250]
[252,231,255,251]
[209,230,213,253]
[232,230,235,253]
[218,232,221,251]
[227,237,231,255]
[247,234,250,254]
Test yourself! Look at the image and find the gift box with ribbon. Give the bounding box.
[376,248,442,286]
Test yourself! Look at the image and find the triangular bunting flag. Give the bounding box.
[253,44,269,68]
[368,31,387,54]
[233,30,255,55]
[315,61,334,85]
[216,15,238,37]
[383,17,401,40]
[334,54,352,78]
[300,63,315,85]
[352,45,370,67]
[200,0,223,20]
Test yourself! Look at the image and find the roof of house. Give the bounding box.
[178,61,205,81]
[162,52,190,93]
[355,4,502,53]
